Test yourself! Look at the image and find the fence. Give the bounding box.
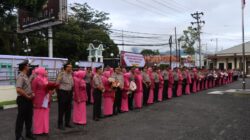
[0,68,61,85]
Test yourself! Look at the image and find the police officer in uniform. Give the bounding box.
[173,68,179,97]
[15,60,35,140]
[162,66,169,100]
[93,66,104,121]
[85,67,93,104]
[142,66,151,106]
[152,66,159,102]
[56,62,74,130]
[112,67,124,114]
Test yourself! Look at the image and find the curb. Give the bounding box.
[0,99,58,110]
[0,104,17,110]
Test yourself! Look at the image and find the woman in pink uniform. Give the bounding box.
[157,69,164,101]
[32,67,50,135]
[168,69,174,99]
[121,72,130,112]
[185,69,192,95]
[134,68,143,109]
[176,69,183,97]
[102,70,115,116]
[73,70,88,125]
[147,67,155,104]
[192,68,198,93]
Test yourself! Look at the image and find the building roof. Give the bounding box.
[216,41,250,56]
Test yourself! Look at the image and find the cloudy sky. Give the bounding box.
[69,0,250,53]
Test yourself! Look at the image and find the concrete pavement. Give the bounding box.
[0,79,249,140]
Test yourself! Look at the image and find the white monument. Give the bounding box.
[87,43,104,62]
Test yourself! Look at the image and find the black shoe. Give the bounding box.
[65,124,74,128]
[26,134,36,140]
[58,125,65,130]
[93,118,99,121]
[17,136,26,140]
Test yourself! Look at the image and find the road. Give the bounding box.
[0,79,250,140]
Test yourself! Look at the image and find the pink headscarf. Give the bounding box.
[34,67,48,85]
[109,68,114,75]
[103,70,111,78]
[135,68,141,74]
[77,70,86,79]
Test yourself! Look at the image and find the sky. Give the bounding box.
[69,0,250,54]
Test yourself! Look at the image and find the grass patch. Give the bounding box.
[0,100,16,107]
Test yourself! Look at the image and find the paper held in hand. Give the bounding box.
[42,95,49,108]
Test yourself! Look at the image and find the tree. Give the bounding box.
[141,49,160,56]
[0,2,119,62]
[178,26,199,55]
[53,3,118,61]
[0,0,47,55]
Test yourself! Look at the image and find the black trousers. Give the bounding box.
[113,88,122,114]
[182,79,187,95]
[154,82,159,102]
[15,96,33,140]
[173,81,178,97]
[86,83,91,104]
[163,80,168,100]
[57,89,73,127]
[143,83,149,105]
[128,92,134,110]
[93,89,102,119]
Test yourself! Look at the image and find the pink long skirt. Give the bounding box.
[134,91,143,108]
[73,101,86,125]
[168,87,173,99]
[158,86,164,101]
[209,80,213,88]
[103,97,114,116]
[185,84,191,95]
[33,108,49,134]
[197,81,200,92]
[201,81,204,90]
[121,92,129,112]
[147,88,154,104]
[176,84,182,97]
[192,80,197,93]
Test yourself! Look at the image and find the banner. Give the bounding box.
[121,51,145,67]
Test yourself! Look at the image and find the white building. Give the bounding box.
[208,41,250,74]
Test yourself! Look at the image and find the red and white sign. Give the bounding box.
[121,51,145,67]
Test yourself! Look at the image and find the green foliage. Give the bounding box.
[141,49,160,56]
[0,2,118,62]
[178,26,199,55]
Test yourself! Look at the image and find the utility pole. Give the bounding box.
[169,35,173,69]
[191,11,205,68]
[122,30,124,51]
[241,0,246,90]
[174,27,178,67]
[178,40,181,64]
[216,38,218,53]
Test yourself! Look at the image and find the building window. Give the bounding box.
[209,63,213,69]
[219,63,224,70]
[227,63,232,69]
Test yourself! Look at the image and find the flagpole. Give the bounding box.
[241,0,246,90]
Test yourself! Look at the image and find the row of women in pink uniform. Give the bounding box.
[30,66,238,135]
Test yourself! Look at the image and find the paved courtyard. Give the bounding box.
[0,79,250,140]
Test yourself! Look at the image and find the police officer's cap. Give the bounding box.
[96,66,102,70]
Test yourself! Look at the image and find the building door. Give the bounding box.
[227,63,232,70]
[219,63,224,70]
[247,62,250,75]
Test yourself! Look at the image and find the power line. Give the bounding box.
[151,0,183,13]
[121,0,168,17]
